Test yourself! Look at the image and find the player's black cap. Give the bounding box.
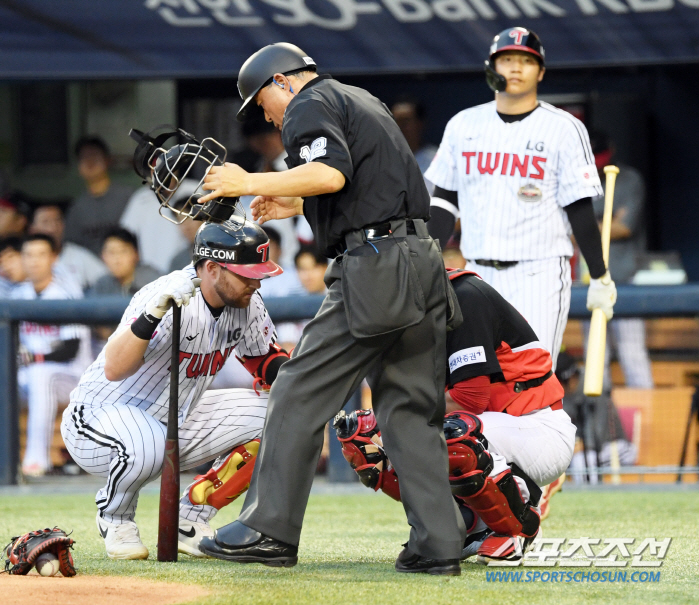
[236,43,317,122]
[488,27,545,66]
[193,217,283,280]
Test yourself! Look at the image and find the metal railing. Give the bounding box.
[1,285,699,485]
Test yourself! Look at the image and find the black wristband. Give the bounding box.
[130,312,162,340]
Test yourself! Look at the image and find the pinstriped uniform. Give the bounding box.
[425,101,602,366]
[60,266,274,524]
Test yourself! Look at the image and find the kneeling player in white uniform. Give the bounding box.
[335,269,576,563]
[61,218,288,560]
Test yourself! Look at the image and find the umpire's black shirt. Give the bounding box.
[282,75,430,257]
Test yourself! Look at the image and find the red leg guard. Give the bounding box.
[188,440,259,510]
[458,470,540,538]
[334,409,402,502]
[444,411,539,538]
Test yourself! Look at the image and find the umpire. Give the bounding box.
[198,43,465,575]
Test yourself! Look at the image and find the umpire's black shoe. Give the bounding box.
[395,544,461,576]
[198,520,298,567]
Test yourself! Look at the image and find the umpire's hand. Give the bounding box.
[250,196,304,225]
[200,163,250,203]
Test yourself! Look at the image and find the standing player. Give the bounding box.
[60,218,289,560]
[336,268,576,563]
[426,27,616,368]
[12,234,91,477]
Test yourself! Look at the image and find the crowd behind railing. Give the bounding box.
[0,98,669,484]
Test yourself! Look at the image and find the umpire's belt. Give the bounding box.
[344,218,425,251]
[513,370,553,394]
[474,259,519,270]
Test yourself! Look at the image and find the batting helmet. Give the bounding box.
[236,43,317,122]
[485,27,545,93]
[192,217,283,280]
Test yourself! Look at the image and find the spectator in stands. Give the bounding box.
[0,193,31,238]
[30,204,107,292]
[0,237,26,297]
[391,96,438,189]
[168,196,204,272]
[556,352,637,484]
[258,226,304,299]
[120,184,189,274]
[89,227,160,297]
[64,136,134,256]
[11,234,91,477]
[583,132,654,390]
[295,245,328,296]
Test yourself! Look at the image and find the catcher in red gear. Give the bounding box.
[335,269,575,563]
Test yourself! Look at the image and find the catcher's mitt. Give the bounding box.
[3,527,76,576]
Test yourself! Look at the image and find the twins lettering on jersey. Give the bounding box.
[179,345,234,378]
[462,151,546,180]
[21,323,60,336]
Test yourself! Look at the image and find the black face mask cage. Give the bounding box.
[129,126,245,226]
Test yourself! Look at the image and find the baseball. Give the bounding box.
[36,552,60,577]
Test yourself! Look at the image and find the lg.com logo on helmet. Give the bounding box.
[195,246,236,261]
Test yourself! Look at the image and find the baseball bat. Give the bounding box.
[583,165,619,397]
[158,303,181,562]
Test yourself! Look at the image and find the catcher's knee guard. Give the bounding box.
[333,409,400,502]
[188,440,259,510]
[444,411,540,538]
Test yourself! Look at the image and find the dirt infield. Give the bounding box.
[1,573,207,605]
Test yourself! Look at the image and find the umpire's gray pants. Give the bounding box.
[237,223,466,560]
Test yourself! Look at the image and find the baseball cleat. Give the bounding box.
[539,473,566,521]
[476,528,541,566]
[198,520,298,567]
[178,519,214,558]
[395,544,461,575]
[96,513,149,560]
[461,529,492,560]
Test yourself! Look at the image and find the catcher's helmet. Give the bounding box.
[193,217,283,280]
[237,43,316,122]
[129,126,242,225]
[485,27,545,93]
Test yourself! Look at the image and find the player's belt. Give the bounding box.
[513,370,553,394]
[474,259,519,270]
[363,219,417,241]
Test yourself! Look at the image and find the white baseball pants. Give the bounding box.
[19,363,81,472]
[481,407,577,502]
[466,257,572,370]
[61,389,267,524]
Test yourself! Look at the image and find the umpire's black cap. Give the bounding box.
[236,43,317,122]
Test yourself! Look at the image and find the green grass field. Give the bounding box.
[1,488,697,604]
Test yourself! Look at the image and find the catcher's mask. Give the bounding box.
[129,125,242,225]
